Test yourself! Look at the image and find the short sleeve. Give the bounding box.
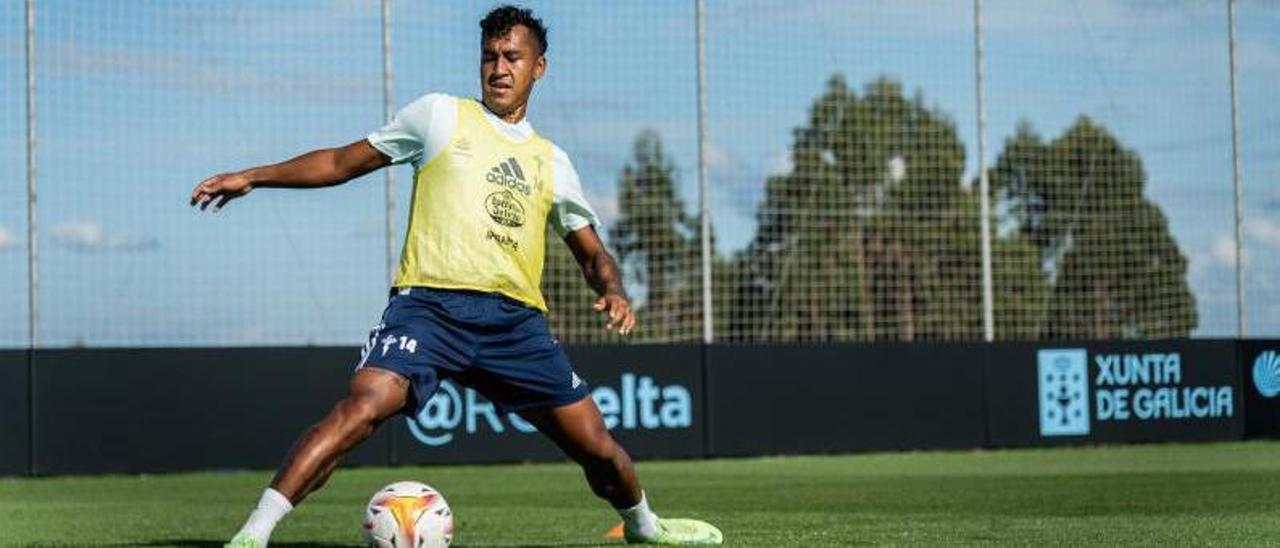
[548,145,601,239]
[366,93,454,165]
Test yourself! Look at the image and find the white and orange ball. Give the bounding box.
[363,481,453,548]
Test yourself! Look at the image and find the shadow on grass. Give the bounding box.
[108,541,353,548]
[453,545,615,547]
[453,544,615,547]
[112,541,613,548]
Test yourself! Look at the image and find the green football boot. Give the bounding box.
[625,518,723,545]
[223,531,263,548]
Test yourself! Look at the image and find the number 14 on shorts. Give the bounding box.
[380,334,418,356]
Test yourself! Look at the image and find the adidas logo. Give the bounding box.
[452,137,473,157]
[485,157,531,196]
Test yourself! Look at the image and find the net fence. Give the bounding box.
[12,1,386,347]
[1,5,26,346]
[1,1,1276,348]
[981,1,1226,340]
[706,1,981,342]
[1239,0,1280,337]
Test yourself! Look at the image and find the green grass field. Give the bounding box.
[2,441,1280,546]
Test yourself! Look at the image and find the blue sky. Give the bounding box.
[0,1,1277,347]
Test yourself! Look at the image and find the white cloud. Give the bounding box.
[584,188,620,229]
[40,1,382,102]
[1209,234,1248,268]
[0,225,19,251]
[51,220,107,249]
[764,148,793,177]
[712,0,1216,36]
[49,220,158,252]
[1246,218,1280,248]
[704,142,733,170]
[45,41,377,101]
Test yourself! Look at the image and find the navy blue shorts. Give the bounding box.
[356,287,590,416]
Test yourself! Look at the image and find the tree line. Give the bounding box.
[542,74,1196,343]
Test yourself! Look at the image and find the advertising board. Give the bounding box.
[30,348,390,474]
[0,351,28,476]
[1240,340,1280,438]
[987,340,1241,446]
[706,344,988,456]
[390,344,705,465]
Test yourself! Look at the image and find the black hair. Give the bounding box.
[480,5,548,55]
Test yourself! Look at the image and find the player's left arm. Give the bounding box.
[563,226,635,336]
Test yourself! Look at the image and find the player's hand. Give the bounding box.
[190,172,253,212]
[593,293,635,336]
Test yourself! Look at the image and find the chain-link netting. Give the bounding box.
[706,2,981,342]
[1,3,27,347]
[3,1,1277,348]
[984,1,1228,339]
[31,2,386,347]
[1239,0,1280,337]
[390,2,700,344]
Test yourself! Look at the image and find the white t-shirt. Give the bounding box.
[367,93,600,239]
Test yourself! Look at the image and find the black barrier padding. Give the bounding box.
[987,340,1241,447]
[32,348,389,475]
[985,343,1054,448]
[705,344,988,456]
[1241,340,1280,439]
[390,344,704,465]
[0,351,29,476]
[19,340,1257,474]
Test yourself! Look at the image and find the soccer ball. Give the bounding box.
[363,481,454,548]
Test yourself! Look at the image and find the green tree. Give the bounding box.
[989,118,1197,338]
[541,227,613,343]
[732,76,971,341]
[729,75,1047,342]
[608,130,703,342]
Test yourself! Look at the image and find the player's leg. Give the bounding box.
[227,366,409,548]
[470,295,718,544]
[518,395,642,508]
[271,366,409,501]
[519,398,722,545]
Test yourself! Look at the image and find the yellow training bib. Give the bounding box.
[393,99,555,311]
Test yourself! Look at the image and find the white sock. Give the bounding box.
[234,488,294,544]
[618,491,660,539]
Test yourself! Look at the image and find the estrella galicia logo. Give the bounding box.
[1038,349,1090,436]
[1252,350,1280,398]
[485,190,526,227]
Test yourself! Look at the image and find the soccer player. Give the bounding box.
[191,5,721,547]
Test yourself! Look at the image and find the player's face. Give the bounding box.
[480,25,545,118]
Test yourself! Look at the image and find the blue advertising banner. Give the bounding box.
[7,340,1255,476]
[1240,340,1280,439]
[389,344,704,465]
[986,340,1242,446]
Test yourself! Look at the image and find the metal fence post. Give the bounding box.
[696,0,713,344]
[26,0,38,350]
[382,0,397,289]
[380,0,400,465]
[975,0,995,342]
[1228,0,1246,337]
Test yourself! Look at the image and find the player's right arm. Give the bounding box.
[189,139,391,212]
